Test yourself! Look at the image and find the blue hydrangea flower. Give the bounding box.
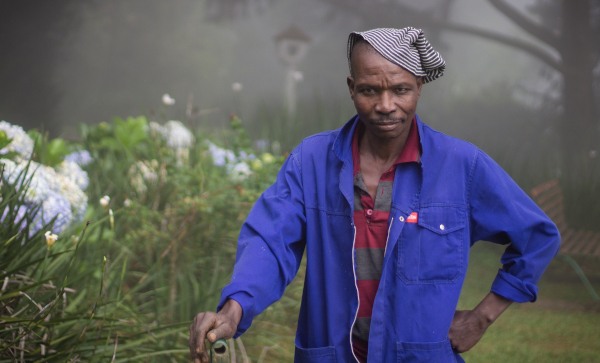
[35,191,73,234]
[57,160,90,191]
[206,141,236,167]
[1,157,88,235]
[64,150,93,167]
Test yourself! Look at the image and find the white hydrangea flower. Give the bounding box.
[149,121,166,137]
[150,121,194,165]
[0,120,34,160]
[228,162,252,182]
[163,120,194,149]
[129,160,160,194]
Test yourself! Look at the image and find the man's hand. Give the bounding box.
[448,309,489,352]
[448,292,512,353]
[189,299,242,363]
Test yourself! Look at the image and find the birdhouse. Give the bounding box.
[274,25,311,67]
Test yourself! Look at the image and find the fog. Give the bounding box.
[0,1,566,130]
[1,0,599,203]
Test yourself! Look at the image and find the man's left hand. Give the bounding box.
[448,292,512,353]
[448,309,489,353]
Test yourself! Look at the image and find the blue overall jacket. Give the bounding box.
[219,115,560,362]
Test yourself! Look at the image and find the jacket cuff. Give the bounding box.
[218,290,254,338]
[491,269,538,303]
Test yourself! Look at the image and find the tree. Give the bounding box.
[483,0,600,227]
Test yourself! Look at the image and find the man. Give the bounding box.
[189,27,560,362]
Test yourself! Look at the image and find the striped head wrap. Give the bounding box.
[347,27,446,83]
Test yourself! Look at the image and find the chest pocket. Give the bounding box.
[397,206,466,284]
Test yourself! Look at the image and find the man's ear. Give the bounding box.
[347,76,355,98]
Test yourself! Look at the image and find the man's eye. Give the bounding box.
[394,88,409,94]
[360,88,375,95]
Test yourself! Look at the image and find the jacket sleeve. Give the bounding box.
[469,150,560,303]
[218,149,306,337]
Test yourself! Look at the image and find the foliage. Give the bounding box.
[1,115,285,361]
[0,160,171,361]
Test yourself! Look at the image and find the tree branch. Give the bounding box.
[488,0,560,49]
[441,21,563,72]
[320,0,563,72]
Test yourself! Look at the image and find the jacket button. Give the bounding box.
[399,216,405,222]
[440,224,445,231]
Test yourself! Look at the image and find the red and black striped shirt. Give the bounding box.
[351,119,420,361]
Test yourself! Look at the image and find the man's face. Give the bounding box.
[347,43,423,141]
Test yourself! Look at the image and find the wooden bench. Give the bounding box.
[530,179,600,300]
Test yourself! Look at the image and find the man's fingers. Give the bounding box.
[207,331,217,342]
[190,304,241,362]
[189,313,218,360]
[206,321,235,342]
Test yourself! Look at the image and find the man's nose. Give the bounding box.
[375,92,396,114]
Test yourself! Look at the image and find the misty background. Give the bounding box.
[1,0,599,224]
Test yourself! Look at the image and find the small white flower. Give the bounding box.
[45,231,58,248]
[100,195,111,209]
[231,82,243,92]
[109,208,114,230]
[292,70,304,82]
[162,93,176,106]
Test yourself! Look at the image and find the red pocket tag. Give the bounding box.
[406,212,418,223]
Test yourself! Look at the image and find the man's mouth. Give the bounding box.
[373,118,403,126]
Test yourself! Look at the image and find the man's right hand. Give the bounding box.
[189,299,242,363]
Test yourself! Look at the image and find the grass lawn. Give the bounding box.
[461,243,600,363]
[240,242,600,362]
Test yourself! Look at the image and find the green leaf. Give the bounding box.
[0,129,11,150]
[27,130,71,166]
[114,116,148,151]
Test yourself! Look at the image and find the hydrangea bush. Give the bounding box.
[1,113,286,360]
[1,122,90,236]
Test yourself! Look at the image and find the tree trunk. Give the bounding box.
[559,0,600,228]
